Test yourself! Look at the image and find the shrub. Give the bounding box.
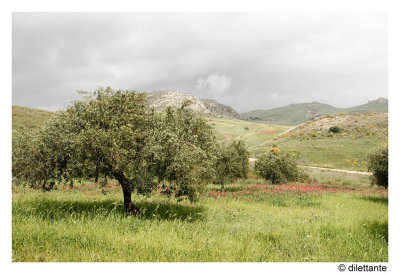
[368,147,388,188]
[269,147,280,156]
[255,152,299,185]
[328,126,342,133]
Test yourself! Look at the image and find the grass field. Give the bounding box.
[267,112,388,171]
[210,118,290,154]
[272,137,385,171]
[301,167,372,188]
[11,107,389,262]
[12,177,388,262]
[12,105,55,131]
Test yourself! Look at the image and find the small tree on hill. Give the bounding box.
[214,140,249,192]
[255,151,299,185]
[368,146,388,188]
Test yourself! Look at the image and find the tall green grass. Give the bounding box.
[12,183,388,262]
[272,138,386,171]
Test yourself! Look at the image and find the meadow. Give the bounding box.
[267,112,388,171]
[210,118,290,154]
[12,176,388,262]
[11,106,388,262]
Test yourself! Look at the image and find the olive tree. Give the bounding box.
[147,103,217,202]
[12,113,79,189]
[368,146,388,188]
[12,87,217,215]
[254,152,299,185]
[214,140,249,191]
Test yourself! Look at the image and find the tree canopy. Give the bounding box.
[214,140,249,191]
[368,146,388,188]
[12,87,218,214]
[254,152,299,185]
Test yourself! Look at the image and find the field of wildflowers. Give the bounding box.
[12,177,388,262]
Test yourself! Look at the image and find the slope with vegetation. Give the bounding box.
[266,112,388,171]
[210,118,290,155]
[241,98,388,125]
[12,105,55,131]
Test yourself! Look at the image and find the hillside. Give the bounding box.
[242,102,338,125]
[146,91,241,119]
[12,105,55,131]
[241,98,388,125]
[267,112,388,171]
[210,118,290,154]
[344,97,388,113]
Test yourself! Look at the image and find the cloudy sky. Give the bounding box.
[12,12,387,112]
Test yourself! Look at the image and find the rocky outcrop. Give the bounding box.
[146,91,241,119]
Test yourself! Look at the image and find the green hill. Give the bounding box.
[242,102,338,125]
[266,112,388,171]
[210,118,290,154]
[344,97,388,113]
[12,105,55,131]
[241,98,388,125]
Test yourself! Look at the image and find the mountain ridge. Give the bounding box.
[241,97,388,125]
[146,90,241,119]
[12,92,388,129]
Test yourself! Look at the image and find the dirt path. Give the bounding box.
[248,158,371,175]
[298,165,372,175]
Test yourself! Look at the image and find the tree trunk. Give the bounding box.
[120,181,140,216]
[95,172,99,184]
[221,179,225,192]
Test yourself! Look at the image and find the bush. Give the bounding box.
[269,147,280,156]
[368,147,388,188]
[328,126,342,133]
[255,152,299,184]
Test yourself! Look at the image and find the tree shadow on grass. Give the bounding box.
[208,185,245,192]
[135,200,205,221]
[360,196,388,205]
[15,198,205,222]
[362,220,388,242]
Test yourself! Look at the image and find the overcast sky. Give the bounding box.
[12,12,387,112]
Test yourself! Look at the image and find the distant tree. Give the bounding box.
[12,88,217,214]
[255,152,299,185]
[368,146,388,188]
[214,140,249,191]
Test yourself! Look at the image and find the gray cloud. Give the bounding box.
[12,12,387,112]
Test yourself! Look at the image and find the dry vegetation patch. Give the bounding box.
[277,112,388,140]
